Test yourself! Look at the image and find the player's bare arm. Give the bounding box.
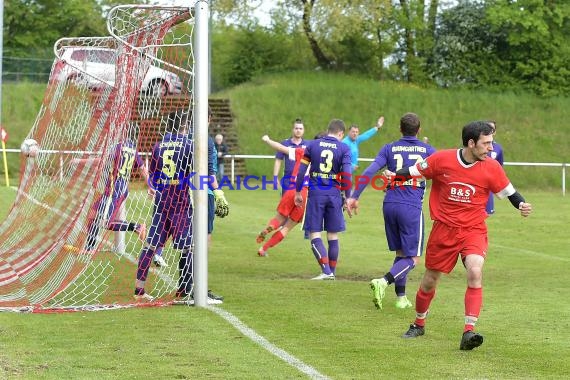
[261,135,289,154]
[273,157,282,190]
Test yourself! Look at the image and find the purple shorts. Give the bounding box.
[383,202,424,257]
[303,194,345,233]
[486,193,495,215]
[92,191,127,225]
[147,207,193,250]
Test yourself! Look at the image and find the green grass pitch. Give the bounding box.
[0,186,569,379]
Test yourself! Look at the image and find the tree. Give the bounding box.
[299,0,333,68]
[5,0,104,58]
[204,0,570,95]
[390,0,439,83]
[309,0,395,77]
[430,1,509,88]
[211,0,266,26]
[3,0,149,80]
[215,0,397,75]
[4,0,149,56]
[486,0,570,96]
[273,0,396,75]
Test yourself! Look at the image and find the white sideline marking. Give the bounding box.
[208,306,331,380]
[9,186,322,377]
[494,244,570,262]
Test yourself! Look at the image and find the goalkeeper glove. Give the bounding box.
[213,189,229,218]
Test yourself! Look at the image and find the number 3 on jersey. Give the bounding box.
[319,149,334,173]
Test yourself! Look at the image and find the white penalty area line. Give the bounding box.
[494,243,570,262]
[208,306,331,380]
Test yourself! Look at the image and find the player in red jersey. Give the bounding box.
[385,120,532,350]
[256,134,313,257]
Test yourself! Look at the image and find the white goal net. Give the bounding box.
[0,4,200,312]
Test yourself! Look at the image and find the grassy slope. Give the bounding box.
[218,71,570,188]
[2,73,570,187]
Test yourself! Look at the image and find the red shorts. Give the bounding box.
[277,187,308,223]
[425,221,488,274]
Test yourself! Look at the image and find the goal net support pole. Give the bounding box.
[193,0,210,307]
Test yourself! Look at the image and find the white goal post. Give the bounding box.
[0,3,212,312]
[192,0,210,307]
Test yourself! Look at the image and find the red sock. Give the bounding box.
[464,287,482,332]
[263,231,284,251]
[268,218,281,231]
[414,288,435,327]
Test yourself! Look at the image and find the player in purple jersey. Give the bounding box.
[256,133,327,256]
[485,121,504,215]
[64,123,151,254]
[134,109,194,301]
[135,109,224,302]
[274,118,307,195]
[295,119,352,280]
[347,113,436,309]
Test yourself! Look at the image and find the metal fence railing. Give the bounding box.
[1,149,568,196]
[2,56,52,82]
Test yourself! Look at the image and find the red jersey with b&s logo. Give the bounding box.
[412,149,514,227]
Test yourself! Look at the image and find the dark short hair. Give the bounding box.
[314,131,327,139]
[462,120,495,146]
[167,108,191,133]
[349,124,359,131]
[327,119,346,134]
[294,118,303,124]
[400,113,420,136]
